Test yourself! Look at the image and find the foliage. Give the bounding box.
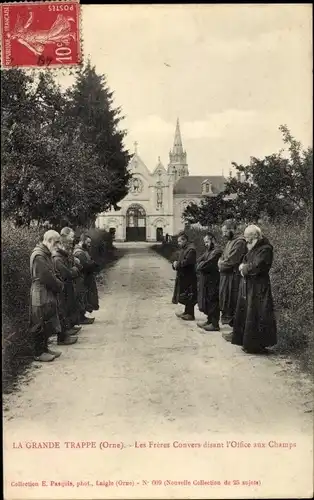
[183,193,235,226]
[266,216,313,357]
[183,126,313,225]
[153,215,313,373]
[2,219,116,391]
[1,63,131,227]
[65,60,132,210]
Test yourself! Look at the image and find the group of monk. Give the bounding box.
[172,220,277,354]
[28,219,277,361]
[29,228,100,362]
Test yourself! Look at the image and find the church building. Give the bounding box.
[96,119,226,241]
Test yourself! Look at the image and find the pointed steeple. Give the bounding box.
[172,118,184,155]
[168,118,189,180]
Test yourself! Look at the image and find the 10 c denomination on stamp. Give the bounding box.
[0,1,81,68]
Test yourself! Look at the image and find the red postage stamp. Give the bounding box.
[0,1,81,68]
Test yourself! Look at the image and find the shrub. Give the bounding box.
[263,216,313,370]
[2,220,117,391]
[153,216,313,373]
[73,226,115,268]
[2,220,40,389]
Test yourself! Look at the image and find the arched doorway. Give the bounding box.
[126,204,146,241]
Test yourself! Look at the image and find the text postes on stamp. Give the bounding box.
[0,1,81,69]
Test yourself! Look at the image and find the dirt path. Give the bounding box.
[4,243,313,499]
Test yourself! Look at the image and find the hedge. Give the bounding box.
[152,216,313,373]
[2,220,117,392]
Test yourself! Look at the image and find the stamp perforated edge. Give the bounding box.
[0,0,84,71]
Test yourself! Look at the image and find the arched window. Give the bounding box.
[202,182,213,195]
[126,204,146,228]
[126,204,146,241]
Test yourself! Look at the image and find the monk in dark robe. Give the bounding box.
[218,220,247,335]
[172,232,197,321]
[74,234,100,323]
[231,225,277,354]
[29,230,63,362]
[196,232,222,332]
[52,233,80,346]
[60,227,84,330]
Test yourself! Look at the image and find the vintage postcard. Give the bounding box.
[2,3,313,500]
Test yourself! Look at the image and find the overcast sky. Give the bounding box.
[59,4,312,176]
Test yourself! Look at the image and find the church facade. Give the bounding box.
[96,119,226,241]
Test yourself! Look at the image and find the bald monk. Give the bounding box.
[29,230,63,362]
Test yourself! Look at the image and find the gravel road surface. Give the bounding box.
[4,243,313,499]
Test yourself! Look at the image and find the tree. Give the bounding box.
[2,69,99,226]
[279,124,312,211]
[224,126,312,221]
[2,62,132,227]
[66,60,132,210]
[182,126,313,225]
[2,68,45,225]
[183,193,234,226]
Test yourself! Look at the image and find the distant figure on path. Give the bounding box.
[231,225,277,354]
[74,234,99,323]
[172,232,197,321]
[196,232,222,332]
[218,219,247,332]
[29,230,63,362]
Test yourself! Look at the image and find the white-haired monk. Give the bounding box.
[231,224,277,354]
[29,230,63,362]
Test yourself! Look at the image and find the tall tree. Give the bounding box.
[2,64,132,227]
[1,69,90,225]
[183,126,312,225]
[66,61,132,210]
[183,193,234,226]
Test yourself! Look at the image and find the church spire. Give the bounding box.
[168,118,189,180]
[172,117,184,155]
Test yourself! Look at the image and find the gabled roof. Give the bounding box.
[173,176,226,195]
[152,157,167,175]
[129,152,151,177]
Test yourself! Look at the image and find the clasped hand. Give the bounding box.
[239,263,245,277]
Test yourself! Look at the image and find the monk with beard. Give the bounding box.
[74,234,100,323]
[218,219,247,340]
[231,225,277,354]
[196,232,222,332]
[52,231,80,346]
[172,231,198,321]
